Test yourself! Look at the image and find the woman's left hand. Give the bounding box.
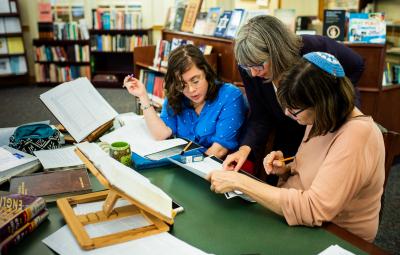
[207,170,244,193]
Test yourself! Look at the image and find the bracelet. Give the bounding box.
[141,103,152,111]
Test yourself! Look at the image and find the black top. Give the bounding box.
[239,35,365,160]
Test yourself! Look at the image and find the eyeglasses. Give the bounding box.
[287,108,306,117]
[177,73,205,92]
[239,61,268,74]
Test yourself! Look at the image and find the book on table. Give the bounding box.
[0,146,41,185]
[0,194,47,242]
[9,168,92,202]
[39,77,118,143]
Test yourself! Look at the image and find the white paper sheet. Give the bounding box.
[318,245,356,255]
[40,78,118,142]
[169,156,222,179]
[43,225,210,255]
[0,147,37,172]
[100,120,187,157]
[33,146,84,169]
[73,199,131,215]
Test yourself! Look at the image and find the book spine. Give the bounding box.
[0,197,46,242]
[0,209,49,254]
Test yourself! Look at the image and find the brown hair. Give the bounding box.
[164,44,221,114]
[277,58,355,141]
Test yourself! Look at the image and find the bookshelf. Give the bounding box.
[0,0,29,85]
[346,43,400,132]
[89,28,151,87]
[34,2,90,86]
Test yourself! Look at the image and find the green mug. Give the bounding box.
[109,141,132,167]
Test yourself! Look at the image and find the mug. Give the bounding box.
[109,141,132,167]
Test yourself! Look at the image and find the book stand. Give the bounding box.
[57,149,175,250]
[55,120,113,143]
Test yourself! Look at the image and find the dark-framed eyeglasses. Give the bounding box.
[288,108,306,117]
[176,73,205,92]
[239,61,268,73]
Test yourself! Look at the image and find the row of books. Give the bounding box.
[34,63,91,83]
[139,69,165,107]
[34,45,90,63]
[0,37,24,54]
[0,17,21,34]
[0,194,48,254]
[90,34,149,52]
[383,62,400,86]
[166,6,269,39]
[92,7,143,30]
[153,38,212,69]
[0,56,27,75]
[38,20,90,40]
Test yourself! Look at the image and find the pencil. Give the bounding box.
[279,156,295,162]
[122,74,135,88]
[180,141,193,155]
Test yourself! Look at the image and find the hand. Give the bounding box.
[222,146,251,171]
[263,151,289,176]
[123,76,147,99]
[207,170,244,194]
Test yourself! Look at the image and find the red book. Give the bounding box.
[0,209,49,254]
[0,194,46,242]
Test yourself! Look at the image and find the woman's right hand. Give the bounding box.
[263,151,289,176]
[222,146,251,171]
[123,76,147,99]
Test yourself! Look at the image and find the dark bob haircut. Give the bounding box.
[277,58,355,141]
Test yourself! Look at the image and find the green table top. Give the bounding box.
[13,165,369,255]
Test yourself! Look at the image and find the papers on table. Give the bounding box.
[73,199,130,215]
[40,77,118,143]
[100,119,187,157]
[318,245,356,255]
[169,156,255,202]
[76,142,173,220]
[43,225,210,255]
[33,146,84,170]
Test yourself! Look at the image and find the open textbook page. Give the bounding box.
[169,156,255,202]
[33,146,84,170]
[43,224,210,255]
[100,119,187,157]
[40,78,118,142]
[76,142,173,220]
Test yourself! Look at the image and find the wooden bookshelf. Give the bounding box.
[162,29,241,85]
[0,0,29,86]
[33,39,90,46]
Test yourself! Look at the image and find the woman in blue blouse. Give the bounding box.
[124,44,247,158]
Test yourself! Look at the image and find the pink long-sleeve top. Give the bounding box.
[280,116,385,242]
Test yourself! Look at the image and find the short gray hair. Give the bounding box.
[234,15,302,80]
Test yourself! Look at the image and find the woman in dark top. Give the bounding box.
[223,15,364,181]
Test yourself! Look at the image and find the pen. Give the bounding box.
[279,156,295,162]
[122,74,135,88]
[180,141,193,155]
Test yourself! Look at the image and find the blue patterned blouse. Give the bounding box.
[160,83,247,151]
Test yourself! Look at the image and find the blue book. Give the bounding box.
[102,12,111,30]
[224,9,244,38]
[214,11,232,37]
[146,72,156,95]
[348,13,386,44]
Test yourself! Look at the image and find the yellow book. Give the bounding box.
[7,37,24,54]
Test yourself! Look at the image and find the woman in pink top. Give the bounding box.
[207,52,385,242]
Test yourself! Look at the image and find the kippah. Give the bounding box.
[303,52,345,77]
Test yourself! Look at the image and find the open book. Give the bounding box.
[169,156,256,202]
[76,142,173,220]
[40,77,118,143]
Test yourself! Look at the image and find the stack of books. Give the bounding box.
[0,194,48,253]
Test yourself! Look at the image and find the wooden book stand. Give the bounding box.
[57,148,175,250]
[56,120,113,144]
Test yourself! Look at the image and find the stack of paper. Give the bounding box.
[33,146,84,170]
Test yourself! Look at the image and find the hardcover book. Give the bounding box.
[214,11,232,37]
[181,0,203,32]
[348,12,386,44]
[0,194,46,242]
[193,12,208,35]
[9,168,92,202]
[172,6,186,31]
[0,208,49,254]
[224,9,245,38]
[323,10,346,41]
[203,7,221,36]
